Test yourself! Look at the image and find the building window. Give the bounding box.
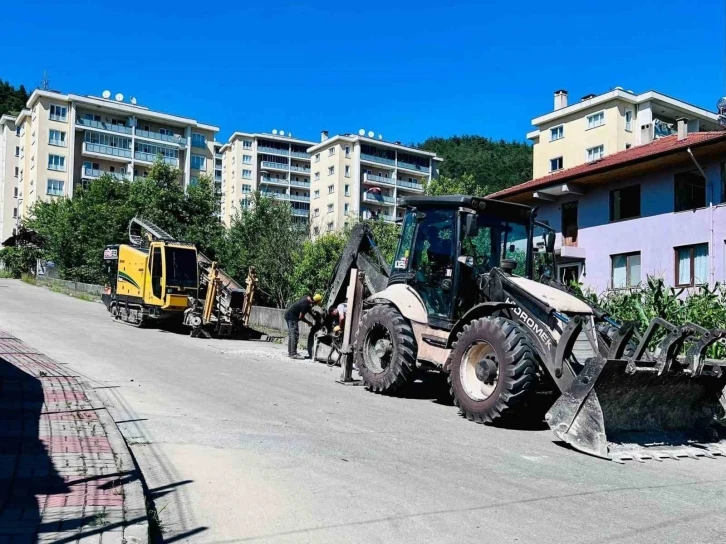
[345,146,351,158]
[13,187,18,198]
[49,104,67,122]
[243,155,252,164]
[675,243,708,287]
[242,169,252,179]
[191,133,207,148]
[344,165,350,178]
[328,166,335,175]
[550,125,564,141]
[314,172,320,181]
[189,177,199,187]
[241,184,252,193]
[13,208,17,219]
[329,147,336,156]
[328,185,334,194]
[327,203,334,213]
[609,185,640,221]
[49,129,66,147]
[586,145,604,162]
[344,203,349,215]
[313,227,320,236]
[14,146,19,157]
[674,171,706,211]
[625,110,633,132]
[587,111,605,129]
[46,179,65,196]
[313,208,320,217]
[550,157,563,172]
[14,167,18,178]
[327,222,334,232]
[47,154,66,171]
[314,153,320,163]
[344,184,350,196]
[243,140,252,149]
[191,155,206,170]
[15,126,20,137]
[314,190,320,199]
[611,252,641,289]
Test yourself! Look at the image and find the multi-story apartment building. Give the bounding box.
[527,89,720,179]
[306,131,442,236]
[5,89,218,223]
[0,115,20,244]
[219,131,315,226]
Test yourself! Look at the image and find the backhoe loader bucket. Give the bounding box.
[546,322,726,462]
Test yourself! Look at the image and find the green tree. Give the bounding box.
[425,173,489,197]
[0,79,29,117]
[291,231,348,300]
[179,174,225,259]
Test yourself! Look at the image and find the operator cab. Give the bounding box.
[391,195,555,328]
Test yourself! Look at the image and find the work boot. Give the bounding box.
[289,353,305,360]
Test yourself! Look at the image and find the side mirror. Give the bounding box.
[546,231,556,253]
[457,255,475,268]
[465,214,479,237]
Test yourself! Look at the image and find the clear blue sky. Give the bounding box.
[1,0,724,144]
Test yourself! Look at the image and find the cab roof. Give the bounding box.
[399,195,534,221]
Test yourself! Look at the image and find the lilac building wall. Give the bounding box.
[530,160,726,293]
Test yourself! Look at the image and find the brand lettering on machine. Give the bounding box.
[506,298,552,348]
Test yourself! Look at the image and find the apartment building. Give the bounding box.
[527,89,720,179]
[219,131,315,226]
[493,121,726,292]
[0,115,20,243]
[5,89,218,222]
[306,131,442,236]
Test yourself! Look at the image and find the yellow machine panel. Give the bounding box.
[116,245,148,298]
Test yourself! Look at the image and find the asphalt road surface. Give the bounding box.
[2,279,726,544]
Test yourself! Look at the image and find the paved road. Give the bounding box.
[2,279,726,544]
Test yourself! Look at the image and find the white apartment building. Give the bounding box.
[306,131,442,236]
[219,131,315,226]
[1,89,218,229]
[0,115,20,243]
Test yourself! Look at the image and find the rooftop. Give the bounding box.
[307,133,442,160]
[491,131,726,201]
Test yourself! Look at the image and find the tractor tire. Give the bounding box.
[448,317,537,423]
[354,305,417,394]
[596,323,636,359]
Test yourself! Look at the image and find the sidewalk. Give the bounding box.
[0,331,148,544]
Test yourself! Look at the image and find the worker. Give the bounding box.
[307,303,326,359]
[285,293,322,359]
[335,301,347,331]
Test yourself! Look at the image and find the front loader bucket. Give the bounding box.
[546,356,726,462]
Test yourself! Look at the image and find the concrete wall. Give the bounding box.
[532,159,726,293]
[36,276,104,296]
[249,306,310,337]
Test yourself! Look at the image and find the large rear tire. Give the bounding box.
[448,317,537,423]
[354,305,417,394]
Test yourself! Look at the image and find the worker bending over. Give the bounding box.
[285,293,322,359]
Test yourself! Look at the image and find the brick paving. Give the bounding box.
[0,332,148,543]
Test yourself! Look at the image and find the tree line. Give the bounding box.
[0,79,29,117]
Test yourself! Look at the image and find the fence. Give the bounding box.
[249,306,309,337]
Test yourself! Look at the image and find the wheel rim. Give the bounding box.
[363,322,393,374]
[460,342,499,401]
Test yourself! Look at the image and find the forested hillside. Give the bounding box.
[0,79,29,117]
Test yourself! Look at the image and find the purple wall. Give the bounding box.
[529,160,726,293]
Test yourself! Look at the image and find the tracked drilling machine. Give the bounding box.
[329,196,726,461]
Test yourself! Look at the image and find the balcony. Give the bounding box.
[260,176,288,186]
[292,208,309,217]
[83,142,132,159]
[76,118,133,135]
[259,146,289,156]
[363,173,395,186]
[261,161,289,171]
[363,193,395,205]
[397,160,430,173]
[361,153,395,167]
[48,138,67,147]
[134,151,179,166]
[396,179,424,192]
[135,128,186,147]
[260,191,289,201]
[290,165,311,174]
[291,150,310,159]
[290,179,310,188]
[289,193,310,202]
[82,167,130,181]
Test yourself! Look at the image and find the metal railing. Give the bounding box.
[134,151,179,166]
[289,194,310,202]
[135,128,186,146]
[361,153,395,166]
[259,146,289,156]
[84,142,132,158]
[290,165,311,173]
[47,163,66,172]
[364,173,395,185]
[261,161,289,170]
[48,138,67,147]
[290,179,310,187]
[292,208,309,216]
[397,160,430,173]
[291,151,310,159]
[260,176,288,184]
[396,179,424,191]
[77,118,133,135]
[363,193,395,205]
[83,168,130,180]
[260,192,289,201]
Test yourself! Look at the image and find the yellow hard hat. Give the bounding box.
[313,293,323,303]
[333,325,341,333]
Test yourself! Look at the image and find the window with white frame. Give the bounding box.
[328,184,334,194]
[313,208,320,217]
[327,222,334,232]
[345,146,350,158]
[14,167,18,178]
[49,129,66,146]
[243,155,252,164]
[314,172,320,181]
[14,146,19,157]
[327,203,334,213]
[314,153,320,162]
[550,157,563,171]
[344,165,350,177]
[47,154,65,171]
[344,203,349,215]
[625,110,633,132]
[550,125,564,141]
[344,184,350,196]
[15,126,20,137]
[611,252,641,289]
[313,190,320,199]
[241,184,252,193]
[587,111,605,129]
[675,244,708,287]
[49,104,67,121]
[242,169,252,179]
[191,155,206,170]
[191,133,207,148]
[243,140,252,149]
[329,147,335,156]
[13,208,17,218]
[586,145,604,162]
[46,179,64,196]
[13,187,17,198]
[328,166,334,175]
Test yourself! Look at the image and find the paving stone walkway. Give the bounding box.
[0,331,148,543]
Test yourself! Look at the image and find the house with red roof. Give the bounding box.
[492,121,726,292]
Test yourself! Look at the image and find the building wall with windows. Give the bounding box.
[0,115,20,244]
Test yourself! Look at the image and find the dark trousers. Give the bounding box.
[307,325,322,359]
[286,319,299,356]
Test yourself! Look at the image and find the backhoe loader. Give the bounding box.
[326,196,726,461]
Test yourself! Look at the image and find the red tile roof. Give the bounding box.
[490,131,726,199]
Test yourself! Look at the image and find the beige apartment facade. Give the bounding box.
[306,132,442,236]
[219,132,315,226]
[528,89,720,179]
[0,115,21,243]
[6,89,218,224]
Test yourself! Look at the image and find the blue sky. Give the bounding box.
[1,0,724,144]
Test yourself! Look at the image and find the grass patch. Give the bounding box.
[0,270,15,279]
[89,511,108,527]
[20,273,36,285]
